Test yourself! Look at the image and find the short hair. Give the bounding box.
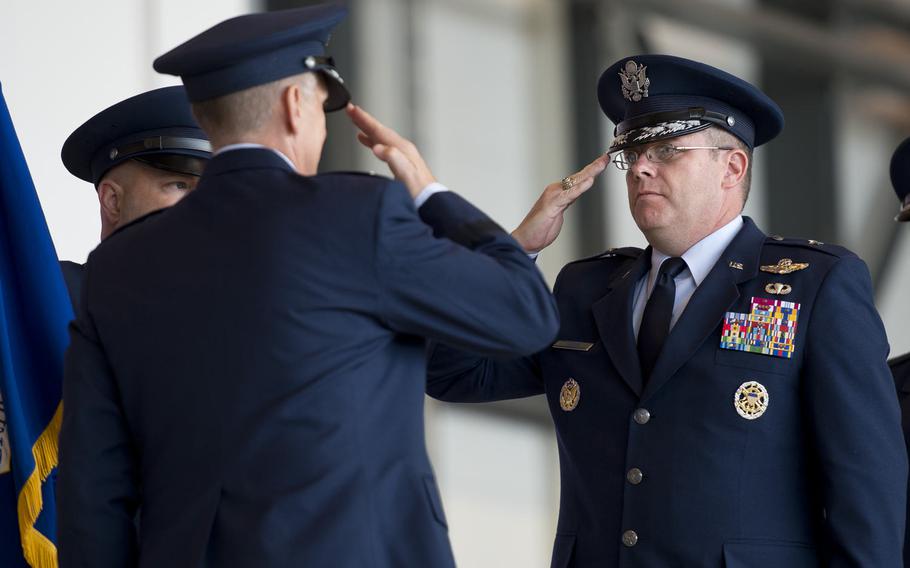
[191,72,324,143]
[706,127,753,203]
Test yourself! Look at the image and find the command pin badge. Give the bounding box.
[734,381,769,420]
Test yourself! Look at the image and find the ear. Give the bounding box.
[281,82,304,136]
[97,179,123,227]
[722,149,748,191]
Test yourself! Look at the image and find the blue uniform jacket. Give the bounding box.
[428,217,906,567]
[57,148,559,568]
[59,260,83,312]
[890,352,910,568]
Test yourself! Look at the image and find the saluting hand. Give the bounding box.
[346,104,436,199]
[511,155,609,254]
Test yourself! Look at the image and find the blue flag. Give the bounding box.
[0,83,74,567]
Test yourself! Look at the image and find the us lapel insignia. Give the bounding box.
[559,379,581,412]
[760,258,809,274]
[720,297,800,359]
[764,283,792,295]
[734,381,769,420]
[552,340,595,352]
[728,261,744,270]
[619,60,650,102]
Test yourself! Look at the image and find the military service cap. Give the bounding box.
[890,137,910,222]
[61,86,211,186]
[153,3,350,112]
[598,55,784,153]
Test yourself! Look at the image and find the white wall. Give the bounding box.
[428,403,560,568]
[880,231,910,355]
[354,0,575,285]
[353,0,571,564]
[0,0,257,263]
[833,80,910,356]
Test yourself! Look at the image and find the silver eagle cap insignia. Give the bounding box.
[619,60,650,102]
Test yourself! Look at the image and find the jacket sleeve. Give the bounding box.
[375,184,559,357]
[426,342,545,402]
[58,263,139,568]
[58,261,84,313]
[802,256,907,567]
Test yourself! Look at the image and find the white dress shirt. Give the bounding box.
[214,144,449,208]
[631,215,743,339]
[414,182,449,208]
[215,143,297,169]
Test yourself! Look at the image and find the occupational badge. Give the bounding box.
[619,60,650,102]
[559,379,581,412]
[764,283,792,295]
[734,381,769,420]
[720,297,800,359]
[760,258,809,274]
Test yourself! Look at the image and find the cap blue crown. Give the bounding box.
[599,55,784,152]
[153,3,350,111]
[61,86,211,186]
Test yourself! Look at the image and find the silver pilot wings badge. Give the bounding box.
[620,60,650,102]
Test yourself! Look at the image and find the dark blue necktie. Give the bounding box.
[638,257,687,384]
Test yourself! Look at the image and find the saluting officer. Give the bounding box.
[59,86,211,307]
[888,136,910,568]
[57,4,558,568]
[428,55,906,566]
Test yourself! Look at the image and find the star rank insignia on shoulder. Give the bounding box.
[765,235,849,258]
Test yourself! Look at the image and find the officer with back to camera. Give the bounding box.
[56,4,559,567]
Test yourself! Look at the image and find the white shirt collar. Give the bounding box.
[214,143,297,171]
[650,215,743,286]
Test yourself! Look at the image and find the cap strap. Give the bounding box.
[303,55,337,69]
[109,136,212,160]
[616,107,734,136]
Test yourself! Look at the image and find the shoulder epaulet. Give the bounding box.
[565,246,644,266]
[763,235,854,259]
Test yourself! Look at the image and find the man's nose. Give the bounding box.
[629,151,656,177]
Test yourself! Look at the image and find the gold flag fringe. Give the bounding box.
[16,402,61,567]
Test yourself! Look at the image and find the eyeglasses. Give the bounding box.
[610,143,734,170]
